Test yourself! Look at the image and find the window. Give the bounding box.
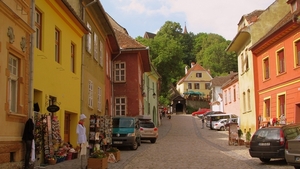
[71,43,75,73]
[224,91,227,104]
[8,55,19,113]
[86,22,92,54]
[228,88,231,103]
[99,40,104,67]
[245,52,249,70]
[233,87,236,102]
[263,57,269,79]
[55,28,60,63]
[114,62,125,82]
[88,80,93,108]
[295,40,300,66]
[35,8,42,50]
[277,49,285,73]
[194,83,199,89]
[247,89,251,111]
[97,87,102,111]
[205,83,210,89]
[278,95,285,116]
[106,51,109,75]
[196,73,202,78]
[93,33,99,61]
[188,83,192,89]
[115,97,126,116]
[243,92,246,112]
[265,99,270,118]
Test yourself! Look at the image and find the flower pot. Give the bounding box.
[88,157,108,169]
[48,159,56,165]
[245,141,250,148]
[106,151,120,162]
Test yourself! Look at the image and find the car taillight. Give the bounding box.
[154,127,158,131]
[140,127,144,131]
[280,130,285,146]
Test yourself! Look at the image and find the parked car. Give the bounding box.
[139,121,158,143]
[212,119,227,131]
[285,131,300,168]
[192,108,210,116]
[225,118,239,131]
[249,126,286,163]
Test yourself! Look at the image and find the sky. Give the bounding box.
[100,0,276,40]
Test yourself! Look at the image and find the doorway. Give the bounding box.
[296,104,300,123]
[64,113,70,143]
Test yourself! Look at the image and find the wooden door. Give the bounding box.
[64,113,70,143]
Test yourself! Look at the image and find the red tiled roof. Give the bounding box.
[177,63,210,85]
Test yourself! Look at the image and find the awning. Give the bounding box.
[183,91,205,96]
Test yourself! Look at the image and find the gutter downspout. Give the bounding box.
[111,49,122,116]
[28,0,35,118]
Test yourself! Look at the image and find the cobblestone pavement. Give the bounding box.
[38,114,293,169]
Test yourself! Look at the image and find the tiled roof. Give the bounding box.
[244,10,265,24]
[144,32,156,39]
[107,13,146,49]
[211,72,237,87]
[221,73,239,89]
[177,63,210,85]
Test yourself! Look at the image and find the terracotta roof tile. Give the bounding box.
[211,72,237,87]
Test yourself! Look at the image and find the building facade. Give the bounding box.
[0,0,34,166]
[252,0,300,126]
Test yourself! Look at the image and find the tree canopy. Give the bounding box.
[136,21,237,105]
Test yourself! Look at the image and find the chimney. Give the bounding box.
[185,65,188,74]
[191,62,195,68]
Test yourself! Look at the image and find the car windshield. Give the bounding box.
[140,122,155,128]
[113,118,134,128]
[253,129,280,140]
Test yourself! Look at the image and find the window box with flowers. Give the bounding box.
[88,150,108,169]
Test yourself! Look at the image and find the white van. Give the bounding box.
[207,114,238,130]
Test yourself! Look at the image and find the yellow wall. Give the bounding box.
[34,0,86,146]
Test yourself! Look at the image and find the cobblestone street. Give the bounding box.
[39,114,292,169]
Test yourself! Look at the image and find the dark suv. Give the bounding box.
[249,126,286,162]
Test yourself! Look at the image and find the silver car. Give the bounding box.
[285,134,300,168]
[212,119,227,131]
[139,121,158,143]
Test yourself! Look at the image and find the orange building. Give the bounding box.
[252,1,300,126]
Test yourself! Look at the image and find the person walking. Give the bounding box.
[22,118,34,169]
[202,116,205,129]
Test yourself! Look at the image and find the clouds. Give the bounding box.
[101,0,275,40]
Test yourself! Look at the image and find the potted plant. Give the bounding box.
[237,129,244,145]
[88,150,108,169]
[245,131,251,148]
[106,147,120,162]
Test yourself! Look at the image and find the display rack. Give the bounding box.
[88,115,112,155]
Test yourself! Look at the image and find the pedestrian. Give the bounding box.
[76,114,87,168]
[202,116,205,129]
[22,118,34,169]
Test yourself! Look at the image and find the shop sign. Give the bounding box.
[47,105,60,113]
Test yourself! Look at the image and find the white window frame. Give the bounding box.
[99,40,104,67]
[97,86,102,111]
[114,62,126,82]
[8,55,19,113]
[86,22,92,54]
[115,97,126,116]
[93,33,99,61]
[88,80,93,108]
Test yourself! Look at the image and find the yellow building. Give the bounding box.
[176,63,212,101]
[80,0,119,130]
[0,0,34,167]
[33,0,88,150]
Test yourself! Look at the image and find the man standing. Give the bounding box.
[202,116,205,129]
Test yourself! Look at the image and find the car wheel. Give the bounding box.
[259,158,271,163]
[294,166,300,169]
[130,139,138,150]
[220,126,225,131]
[150,139,156,143]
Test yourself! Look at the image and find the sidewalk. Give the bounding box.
[37,116,172,169]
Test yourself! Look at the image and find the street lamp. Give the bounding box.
[147,87,156,99]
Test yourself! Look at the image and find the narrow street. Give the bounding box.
[43,114,292,169]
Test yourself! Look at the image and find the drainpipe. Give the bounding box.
[28,0,35,118]
[111,49,122,116]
